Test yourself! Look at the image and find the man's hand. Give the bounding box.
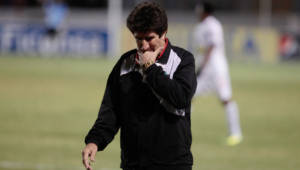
[136,47,164,69]
[82,143,98,170]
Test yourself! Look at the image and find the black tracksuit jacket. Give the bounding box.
[85,40,197,169]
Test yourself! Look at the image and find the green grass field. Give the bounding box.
[0,56,299,170]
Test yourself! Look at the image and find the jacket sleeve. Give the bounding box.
[145,50,197,109]
[84,66,120,151]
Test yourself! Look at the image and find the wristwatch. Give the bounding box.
[143,60,155,71]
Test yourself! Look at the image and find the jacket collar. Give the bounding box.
[156,38,171,64]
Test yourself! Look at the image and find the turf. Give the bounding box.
[0,56,299,170]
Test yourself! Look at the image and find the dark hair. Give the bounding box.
[202,1,214,14]
[126,1,168,37]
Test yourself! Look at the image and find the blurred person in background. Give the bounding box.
[191,1,242,146]
[82,1,197,170]
[39,0,68,38]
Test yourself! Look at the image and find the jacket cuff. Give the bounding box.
[85,137,105,151]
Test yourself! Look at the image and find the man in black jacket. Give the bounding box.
[82,2,197,170]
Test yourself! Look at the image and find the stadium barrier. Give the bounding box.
[0,22,108,57]
[1,21,299,62]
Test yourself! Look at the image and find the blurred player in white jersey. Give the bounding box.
[191,1,242,146]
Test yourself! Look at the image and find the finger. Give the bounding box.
[83,158,90,169]
[90,149,96,162]
[137,50,143,57]
[154,46,164,56]
[135,58,141,65]
[82,150,90,169]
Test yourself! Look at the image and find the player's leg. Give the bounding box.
[216,73,242,145]
[223,99,242,145]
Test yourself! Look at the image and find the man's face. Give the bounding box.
[134,31,166,53]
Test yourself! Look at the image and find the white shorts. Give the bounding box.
[195,66,232,101]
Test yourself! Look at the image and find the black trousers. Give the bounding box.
[123,165,192,170]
